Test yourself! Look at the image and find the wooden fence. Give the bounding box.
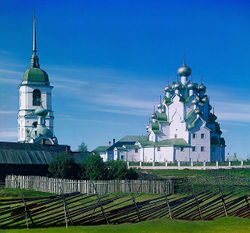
[0,190,249,229]
[5,175,174,195]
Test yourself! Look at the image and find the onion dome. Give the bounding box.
[173,82,180,89]
[199,83,206,92]
[177,61,192,77]
[195,109,202,115]
[35,106,48,116]
[151,113,156,119]
[22,15,49,85]
[164,85,172,92]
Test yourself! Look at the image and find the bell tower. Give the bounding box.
[18,14,55,143]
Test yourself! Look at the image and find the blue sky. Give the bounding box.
[0,0,250,158]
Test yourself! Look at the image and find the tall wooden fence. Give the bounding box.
[5,175,174,195]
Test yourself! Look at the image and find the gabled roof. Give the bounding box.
[119,135,148,142]
[0,142,69,165]
[92,146,109,153]
[138,138,190,148]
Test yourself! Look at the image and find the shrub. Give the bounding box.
[80,153,106,180]
[106,160,138,180]
[48,152,79,179]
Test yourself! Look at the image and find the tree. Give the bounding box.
[80,153,106,180]
[105,160,138,180]
[78,142,88,153]
[48,152,79,179]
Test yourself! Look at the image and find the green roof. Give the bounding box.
[155,112,168,122]
[119,135,148,142]
[186,109,196,122]
[92,146,109,153]
[164,96,172,105]
[0,142,68,165]
[115,146,126,150]
[139,138,190,148]
[22,67,49,83]
[189,117,200,129]
[124,145,140,149]
[152,121,160,131]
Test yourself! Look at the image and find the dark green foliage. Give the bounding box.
[78,142,88,153]
[106,160,139,180]
[49,152,139,180]
[80,153,106,180]
[48,152,79,179]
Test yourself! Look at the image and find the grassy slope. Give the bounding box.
[1,217,249,233]
[0,188,54,198]
[147,168,250,178]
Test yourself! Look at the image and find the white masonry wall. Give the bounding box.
[18,84,54,142]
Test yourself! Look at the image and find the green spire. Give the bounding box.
[30,12,40,68]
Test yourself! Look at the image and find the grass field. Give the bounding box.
[0,217,249,233]
[146,168,250,178]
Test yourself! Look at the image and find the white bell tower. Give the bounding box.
[18,14,55,143]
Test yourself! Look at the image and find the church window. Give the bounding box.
[192,146,196,152]
[33,89,41,106]
[157,147,161,151]
[201,134,205,139]
[201,146,205,152]
[121,155,124,160]
[174,134,178,138]
[180,147,184,152]
[135,149,138,153]
[192,134,196,139]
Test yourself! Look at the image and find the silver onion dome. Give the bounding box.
[177,61,192,77]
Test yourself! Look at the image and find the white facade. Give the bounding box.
[18,84,54,142]
[96,61,225,163]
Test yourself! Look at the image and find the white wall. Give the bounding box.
[18,84,54,142]
[189,120,210,162]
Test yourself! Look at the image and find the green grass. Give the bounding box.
[147,168,250,178]
[1,217,249,233]
[0,188,54,198]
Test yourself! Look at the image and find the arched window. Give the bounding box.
[33,89,41,106]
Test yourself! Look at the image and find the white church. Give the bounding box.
[94,62,226,162]
[17,16,57,145]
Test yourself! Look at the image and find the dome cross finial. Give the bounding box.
[183,53,186,65]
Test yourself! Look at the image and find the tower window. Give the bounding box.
[201,146,205,152]
[192,146,196,152]
[33,89,41,106]
[180,147,184,152]
[135,149,138,153]
[201,134,205,139]
[192,134,196,139]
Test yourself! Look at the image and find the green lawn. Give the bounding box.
[0,217,249,233]
[147,168,250,178]
[0,187,54,198]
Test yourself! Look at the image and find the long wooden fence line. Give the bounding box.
[5,175,174,195]
[0,190,249,229]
